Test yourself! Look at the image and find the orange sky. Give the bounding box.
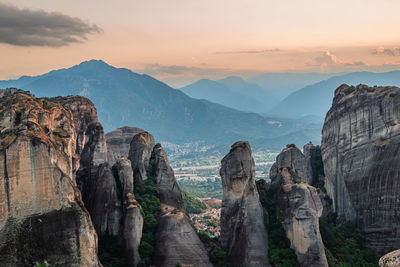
[1,0,400,87]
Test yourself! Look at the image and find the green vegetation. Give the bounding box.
[182,190,207,214]
[98,234,129,267]
[178,178,222,199]
[256,180,299,267]
[37,264,47,267]
[135,157,160,267]
[196,231,230,267]
[319,219,378,267]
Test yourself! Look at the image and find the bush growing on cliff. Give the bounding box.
[98,234,129,267]
[181,190,207,214]
[256,180,299,267]
[196,230,230,266]
[319,219,378,267]
[135,157,161,267]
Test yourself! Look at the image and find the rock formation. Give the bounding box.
[106,126,144,166]
[0,91,100,266]
[114,157,143,267]
[269,144,328,267]
[379,249,400,267]
[220,141,271,267]
[128,131,155,183]
[75,112,143,266]
[321,84,400,255]
[50,96,99,173]
[151,144,212,267]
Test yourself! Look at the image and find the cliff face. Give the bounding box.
[379,249,400,267]
[128,131,155,183]
[128,134,212,266]
[321,84,400,255]
[0,92,100,266]
[106,126,144,166]
[220,141,270,267]
[76,116,143,266]
[152,144,212,267]
[50,96,99,173]
[270,145,328,267]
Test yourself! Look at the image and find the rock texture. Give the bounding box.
[147,143,212,267]
[270,145,328,267]
[50,96,99,173]
[321,84,400,255]
[0,92,100,266]
[114,157,143,267]
[106,126,144,166]
[379,249,400,267]
[75,115,143,265]
[128,131,155,183]
[220,141,271,267]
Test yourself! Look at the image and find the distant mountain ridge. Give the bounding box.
[179,77,272,113]
[272,71,400,118]
[0,59,321,151]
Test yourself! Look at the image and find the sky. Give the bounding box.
[1,0,400,87]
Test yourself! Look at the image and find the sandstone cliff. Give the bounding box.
[220,141,271,267]
[269,145,328,267]
[379,249,400,267]
[321,84,400,255]
[128,134,212,266]
[0,91,100,266]
[106,126,144,166]
[128,131,155,183]
[75,115,143,266]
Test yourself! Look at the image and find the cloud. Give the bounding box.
[372,47,400,56]
[0,3,101,47]
[215,48,280,55]
[307,51,367,70]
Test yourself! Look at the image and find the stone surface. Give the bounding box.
[321,84,400,255]
[50,96,99,173]
[114,157,143,267]
[106,126,144,166]
[220,141,271,267]
[0,92,100,266]
[379,249,400,267]
[128,131,155,183]
[151,144,212,267]
[270,145,328,267]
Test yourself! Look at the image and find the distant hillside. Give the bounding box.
[179,77,273,113]
[0,60,321,150]
[272,71,400,118]
[246,72,339,101]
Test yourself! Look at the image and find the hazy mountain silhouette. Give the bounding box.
[272,71,400,118]
[0,60,321,149]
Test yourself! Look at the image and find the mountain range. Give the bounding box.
[272,71,400,118]
[0,60,321,151]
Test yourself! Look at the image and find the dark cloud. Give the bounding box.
[215,48,280,55]
[372,47,400,56]
[0,3,101,47]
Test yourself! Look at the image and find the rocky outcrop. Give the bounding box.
[220,141,270,267]
[379,249,400,267]
[106,126,144,166]
[0,92,100,266]
[270,145,328,267]
[76,122,108,209]
[50,96,99,173]
[128,131,155,183]
[150,143,212,267]
[75,112,143,266]
[114,157,143,267]
[321,84,400,255]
